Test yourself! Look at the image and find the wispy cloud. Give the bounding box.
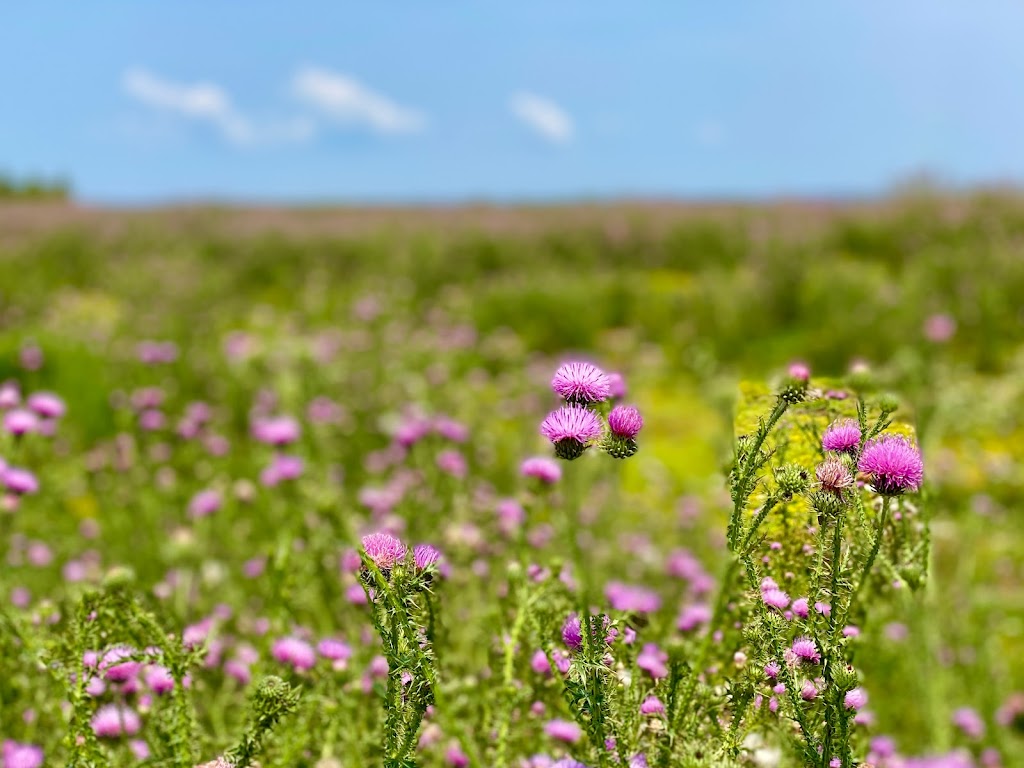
[291,67,426,135]
[509,92,574,144]
[122,68,314,146]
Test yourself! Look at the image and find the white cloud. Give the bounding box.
[509,92,573,144]
[122,68,314,146]
[291,67,425,135]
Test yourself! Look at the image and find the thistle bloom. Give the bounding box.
[271,637,316,671]
[188,489,222,519]
[845,687,868,710]
[91,704,141,738]
[640,695,665,715]
[26,392,65,420]
[816,457,855,495]
[607,405,643,439]
[252,416,301,446]
[562,614,583,653]
[791,636,821,663]
[3,740,44,768]
[762,589,790,610]
[540,405,602,460]
[822,419,861,453]
[605,581,661,613]
[544,719,582,744]
[520,456,562,484]
[551,362,611,404]
[3,409,37,436]
[361,532,407,571]
[858,434,924,495]
[2,467,38,496]
[413,543,441,571]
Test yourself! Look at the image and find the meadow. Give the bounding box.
[0,193,1022,767]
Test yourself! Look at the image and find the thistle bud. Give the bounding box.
[876,393,900,414]
[774,464,811,499]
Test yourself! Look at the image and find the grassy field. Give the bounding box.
[0,194,1022,767]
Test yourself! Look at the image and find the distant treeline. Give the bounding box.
[0,172,70,200]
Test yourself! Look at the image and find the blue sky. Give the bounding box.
[3,2,1023,203]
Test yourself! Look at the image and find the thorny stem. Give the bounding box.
[849,496,891,612]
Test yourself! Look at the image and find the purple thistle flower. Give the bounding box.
[26,392,65,420]
[762,588,790,610]
[605,581,661,613]
[361,532,407,571]
[259,454,304,487]
[562,614,583,653]
[791,636,821,663]
[637,643,669,678]
[318,638,353,662]
[816,458,855,495]
[607,372,627,399]
[3,409,38,436]
[551,361,611,404]
[544,719,582,743]
[822,419,861,453]
[607,405,643,439]
[3,740,44,768]
[844,687,868,710]
[952,707,985,739]
[788,361,811,381]
[91,704,141,738]
[640,695,665,715]
[0,383,20,410]
[2,467,38,496]
[676,603,711,632]
[552,760,588,768]
[413,544,441,571]
[271,636,315,671]
[188,489,222,519]
[540,405,602,460]
[252,416,301,446]
[801,680,818,700]
[858,434,924,495]
[520,456,562,484]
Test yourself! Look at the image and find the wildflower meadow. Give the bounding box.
[0,196,1022,767]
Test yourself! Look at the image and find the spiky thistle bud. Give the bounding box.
[774,464,811,499]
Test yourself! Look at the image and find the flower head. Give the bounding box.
[26,392,65,420]
[3,410,37,436]
[272,637,316,671]
[361,532,407,571]
[413,544,441,571]
[822,419,861,453]
[551,362,610,404]
[3,740,43,768]
[608,405,643,439]
[91,704,141,738]
[540,405,603,460]
[816,457,855,495]
[640,695,665,715]
[858,434,924,495]
[844,687,868,710]
[562,614,583,653]
[2,467,38,496]
[791,636,821,663]
[520,456,562,484]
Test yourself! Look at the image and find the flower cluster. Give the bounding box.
[539,362,643,460]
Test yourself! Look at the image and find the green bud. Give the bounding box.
[774,464,811,498]
[602,435,638,459]
[102,565,136,591]
[876,393,900,414]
